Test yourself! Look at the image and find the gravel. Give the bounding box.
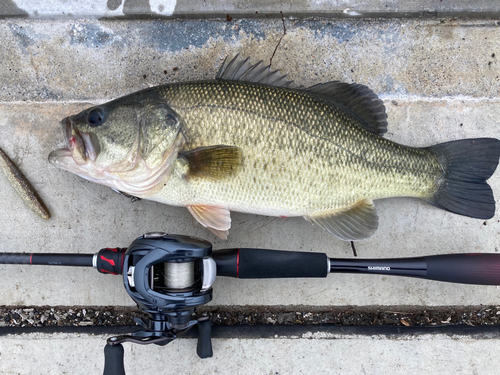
[0,307,137,328]
[1,305,500,328]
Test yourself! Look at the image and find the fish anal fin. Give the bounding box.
[180,145,243,180]
[187,205,231,240]
[306,82,388,136]
[306,199,379,241]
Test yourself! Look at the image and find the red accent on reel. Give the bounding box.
[237,249,240,278]
[100,255,116,266]
[99,269,118,275]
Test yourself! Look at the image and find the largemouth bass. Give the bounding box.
[1,146,50,220]
[48,55,500,240]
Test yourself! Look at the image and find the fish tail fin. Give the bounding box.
[428,138,500,219]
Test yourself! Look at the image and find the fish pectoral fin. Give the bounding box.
[187,205,231,240]
[180,145,243,180]
[306,199,379,241]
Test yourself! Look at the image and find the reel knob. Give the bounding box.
[196,317,213,358]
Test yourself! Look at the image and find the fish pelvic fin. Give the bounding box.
[306,199,379,241]
[206,227,229,240]
[428,138,500,220]
[179,145,243,181]
[187,204,231,240]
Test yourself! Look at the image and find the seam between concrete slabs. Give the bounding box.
[2,325,500,339]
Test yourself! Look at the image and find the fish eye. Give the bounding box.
[87,108,106,127]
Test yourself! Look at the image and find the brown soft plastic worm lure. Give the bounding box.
[0,147,50,220]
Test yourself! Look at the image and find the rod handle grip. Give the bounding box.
[425,253,500,285]
[213,248,329,278]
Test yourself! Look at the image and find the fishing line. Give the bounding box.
[72,175,108,202]
[24,166,55,180]
[163,261,197,289]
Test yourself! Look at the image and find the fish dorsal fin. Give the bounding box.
[306,82,388,136]
[306,199,379,241]
[179,145,243,180]
[216,54,303,89]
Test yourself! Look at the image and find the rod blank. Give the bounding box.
[0,253,94,267]
[329,253,500,285]
[3,250,500,285]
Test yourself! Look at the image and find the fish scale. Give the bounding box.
[49,55,500,240]
[153,80,441,213]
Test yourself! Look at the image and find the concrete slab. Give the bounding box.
[2,19,500,102]
[1,13,500,375]
[1,18,500,308]
[1,330,500,374]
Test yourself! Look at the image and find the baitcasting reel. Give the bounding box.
[97,233,217,374]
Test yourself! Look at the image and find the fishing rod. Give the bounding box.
[2,232,500,375]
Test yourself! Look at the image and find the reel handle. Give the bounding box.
[101,317,212,375]
[196,317,213,358]
[103,343,126,375]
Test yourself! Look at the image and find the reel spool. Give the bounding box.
[163,261,196,290]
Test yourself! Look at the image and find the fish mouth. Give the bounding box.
[48,118,98,168]
[64,118,98,164]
